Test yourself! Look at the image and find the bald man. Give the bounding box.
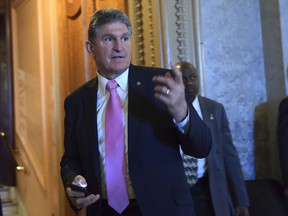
[176,61,249,216]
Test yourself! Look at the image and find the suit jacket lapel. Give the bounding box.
[83,78,101,183]
[199,96,214,129]
[198,96,216,164]
[127,65,142,161]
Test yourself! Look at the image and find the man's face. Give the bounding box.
[90,21,132,79]
[177,63,200,101]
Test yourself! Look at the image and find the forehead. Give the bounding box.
[97,21,129,36]
[183,67,198,77]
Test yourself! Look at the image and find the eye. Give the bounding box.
[183,77,189,84]
[121,35,131,42]
[189,75,197,81]
[103,36,115,44]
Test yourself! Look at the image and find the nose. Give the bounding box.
[186,79,193,85]
[113,38,122,51]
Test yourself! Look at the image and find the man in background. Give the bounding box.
[176,61,249,216]
[277,96,288,202]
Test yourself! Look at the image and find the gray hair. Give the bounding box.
[88,8,132,42]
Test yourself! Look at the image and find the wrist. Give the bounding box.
[174,105,188,123]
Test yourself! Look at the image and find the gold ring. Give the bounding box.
[166,89,170,95]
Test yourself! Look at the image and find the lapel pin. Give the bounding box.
[136,81,141,86]
[210,114,214,120]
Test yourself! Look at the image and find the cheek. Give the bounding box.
[124,43,131,53]
[95,43,110,55]
[95,49,110,62]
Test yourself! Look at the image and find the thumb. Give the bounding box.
[72,175,87,187]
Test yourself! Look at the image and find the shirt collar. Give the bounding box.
[97,68,129,96]
[192,95,203,119]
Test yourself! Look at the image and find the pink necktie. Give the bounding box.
[105,80,129,213]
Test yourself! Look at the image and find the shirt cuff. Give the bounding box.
[173,111,190,134]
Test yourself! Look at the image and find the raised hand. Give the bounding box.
[153,60,188,122]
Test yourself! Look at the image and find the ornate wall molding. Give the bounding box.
[175,0,189,61]
[148,0,156,66]
[133,0,145,65]
[127,0,200,68]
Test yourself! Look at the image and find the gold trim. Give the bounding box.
[134,0,145,65]
[148,0,156,66]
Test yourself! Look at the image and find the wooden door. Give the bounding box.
[11,0,61,215]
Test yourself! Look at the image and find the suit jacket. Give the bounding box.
[278,96,288,187]
[198,96,249,216]
[60,64,212,216]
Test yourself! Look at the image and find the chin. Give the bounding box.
[112,67,128,74]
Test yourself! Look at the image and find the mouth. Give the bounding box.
[187,88,197,96]
[111,55,125,59]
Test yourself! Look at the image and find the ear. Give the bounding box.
[85,41,94,56]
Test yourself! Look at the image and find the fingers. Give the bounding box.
[153,72,173,89]
[66,187,100,208]
[154,85,170,97]
[152,60,183,88]
[68,175,100,208]
[152,61,178,101]
[170,60,184,84]
[153,60,188,122]
[152,60,182,99]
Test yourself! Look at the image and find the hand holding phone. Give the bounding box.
[68,184,91,196]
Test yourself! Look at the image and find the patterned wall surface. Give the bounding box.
[201,0,267,180]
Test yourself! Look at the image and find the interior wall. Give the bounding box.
[279,0,288,93]
[201,0,287,181]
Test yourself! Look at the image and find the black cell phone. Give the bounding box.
[68,184,91,196]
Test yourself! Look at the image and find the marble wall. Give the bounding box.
[280,0,288,93]
[200,0,287,180]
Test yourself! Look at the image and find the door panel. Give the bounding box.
[11,0,60,215]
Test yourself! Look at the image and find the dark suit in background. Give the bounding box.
[277,96,288,199]
[176,61,249,216]
[198,96,249,215]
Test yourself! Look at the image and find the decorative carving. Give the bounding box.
[134,0,145,65]
[148,0,156,66]
[66,0,81,19]
[175,0,189,61]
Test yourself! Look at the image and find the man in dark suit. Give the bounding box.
[277,96,288,201]
[60,8,212,216]
[176,61,249,216]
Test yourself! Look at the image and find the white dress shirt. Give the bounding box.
[192,96,206,179]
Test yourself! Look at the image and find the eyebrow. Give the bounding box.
[102,32,131,38]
